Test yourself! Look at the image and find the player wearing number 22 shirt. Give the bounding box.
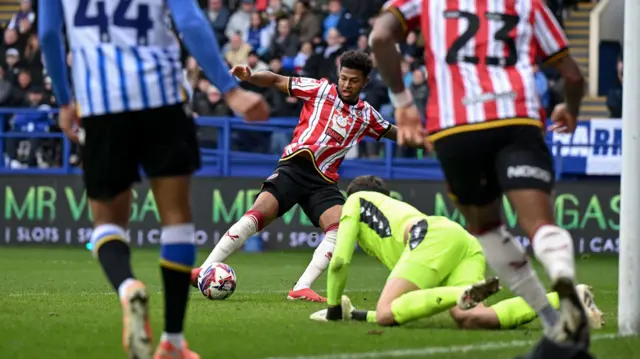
[38,0,268,359]
[192,50,400,303]
[371,0,589,356]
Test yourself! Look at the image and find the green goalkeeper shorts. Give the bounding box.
[388,215,486,289]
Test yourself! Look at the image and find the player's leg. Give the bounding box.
[194,165,301,284]
[434,130,561,333]
[497,125,588,345]
[82,113,153,358]
[290,184,345,302]
[358,219,479,326]
[139,105,201,358]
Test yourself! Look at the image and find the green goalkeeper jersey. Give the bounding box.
[326,191,430,305]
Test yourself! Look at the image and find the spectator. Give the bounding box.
[303,28,344,82]
[245,12,272,57]
[4,48,21,84]
[401,31,421,64]
[22,34,41,76]
[293,41,313,74]
[184,56,201,89]
[3,29,24,55]
[193,85,233,149]
[5,85,52,168]
[224,32,252,66]
[322,0,360,48]
[356,34,369,52]
[7,0,35,32]
[14,68,32,103]
[247,51,269,72]
[607,56,623,118]
[269,17,300,60]
[267,0,292,15]
[226,0,254,41]
[409,67,428,124]
[207,0,231,46]
[292,0,321,44]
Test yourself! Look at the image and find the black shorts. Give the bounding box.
[81,104,201,200]
[434,124,554,206]
[259,155,345,227]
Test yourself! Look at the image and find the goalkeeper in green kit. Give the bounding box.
[311,176,604,330]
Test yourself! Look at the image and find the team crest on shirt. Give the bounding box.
[326,112,350,143]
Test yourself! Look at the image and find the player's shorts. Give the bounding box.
[433,123,555,206]
[81,104,201,201]
[389,216,486,289]
[259,155,345,227]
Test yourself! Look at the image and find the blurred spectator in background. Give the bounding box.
[400,31,421,64]
[193,85,233,149]
[185,56,201,89]
[22,34,41,76]
[4,48,20,84]
[207,0,231,46]
[292,0,320,44]
[224,31,253,66]
[322,0,359,48]
[269,17,300,61]
[267,0,291,15]
[607,55,623,118]
[7,0,35,33]
[226,0,254,41]
[303,28,344,82]
[356,34,369,52]
[293,41,313,74]
[246,12,272,57]
[247,51,269,72]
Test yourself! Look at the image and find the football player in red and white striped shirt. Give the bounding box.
[192,50,398,302]
[370,0,590,351]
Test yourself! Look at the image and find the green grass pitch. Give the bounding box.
[1,247,638,359]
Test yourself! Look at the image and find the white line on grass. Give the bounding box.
[264,334,621,359]
[6,289,375,297]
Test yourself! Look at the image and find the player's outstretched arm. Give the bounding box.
[38,0,71,107]
[369,11,406,96]
[229,66,290,94]
[326,205,360,320]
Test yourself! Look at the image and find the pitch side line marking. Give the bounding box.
[264,334,622,359]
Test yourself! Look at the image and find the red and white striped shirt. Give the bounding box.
[383,0,569,139]
[282,76,391,182]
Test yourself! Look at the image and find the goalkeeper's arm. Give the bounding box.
[326,209,360,321]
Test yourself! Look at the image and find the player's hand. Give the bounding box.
[224,87,270,122]
[548,103,577,134]
[58,103,83,144]
[228,65,252,82]
[394,104,427,148]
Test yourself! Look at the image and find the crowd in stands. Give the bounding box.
[0,0,613,169]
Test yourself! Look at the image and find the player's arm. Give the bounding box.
[369,1,419,106]
[326,200,361,320]
[366,107,398,142]
[166,0,238,94]
[38,0,72,107]
[237,69,291,94]
[532,0,584,118]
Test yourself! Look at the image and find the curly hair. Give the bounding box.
[339,50,374,78]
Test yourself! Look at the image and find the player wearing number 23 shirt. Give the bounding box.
[370,0,590,356]
[38,1,268,359]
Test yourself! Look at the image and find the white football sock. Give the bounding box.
[477,225,559,330]
[117,278,137,300]
[201,214,260,268]
[161,332,184,348]
[292,228,337,291]
[532,224,576,282]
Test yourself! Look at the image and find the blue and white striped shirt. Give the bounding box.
[39,0,237,118]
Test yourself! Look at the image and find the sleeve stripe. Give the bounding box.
[385,6,409,35]
[286,76,292,97]
[542,47,569,65]
[377,126,392,141]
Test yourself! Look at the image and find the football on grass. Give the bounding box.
[198,262,237,300]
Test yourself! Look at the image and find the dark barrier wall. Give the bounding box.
[0,176,620,255]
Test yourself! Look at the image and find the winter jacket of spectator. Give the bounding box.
[244,26,272,56]
[270,34,301,60]
[208,7,231,45]
[224,43,253,66]
[294,12,321,44]
[323,9,360,47]
[226,10,252,40]
[302,45,345,84]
